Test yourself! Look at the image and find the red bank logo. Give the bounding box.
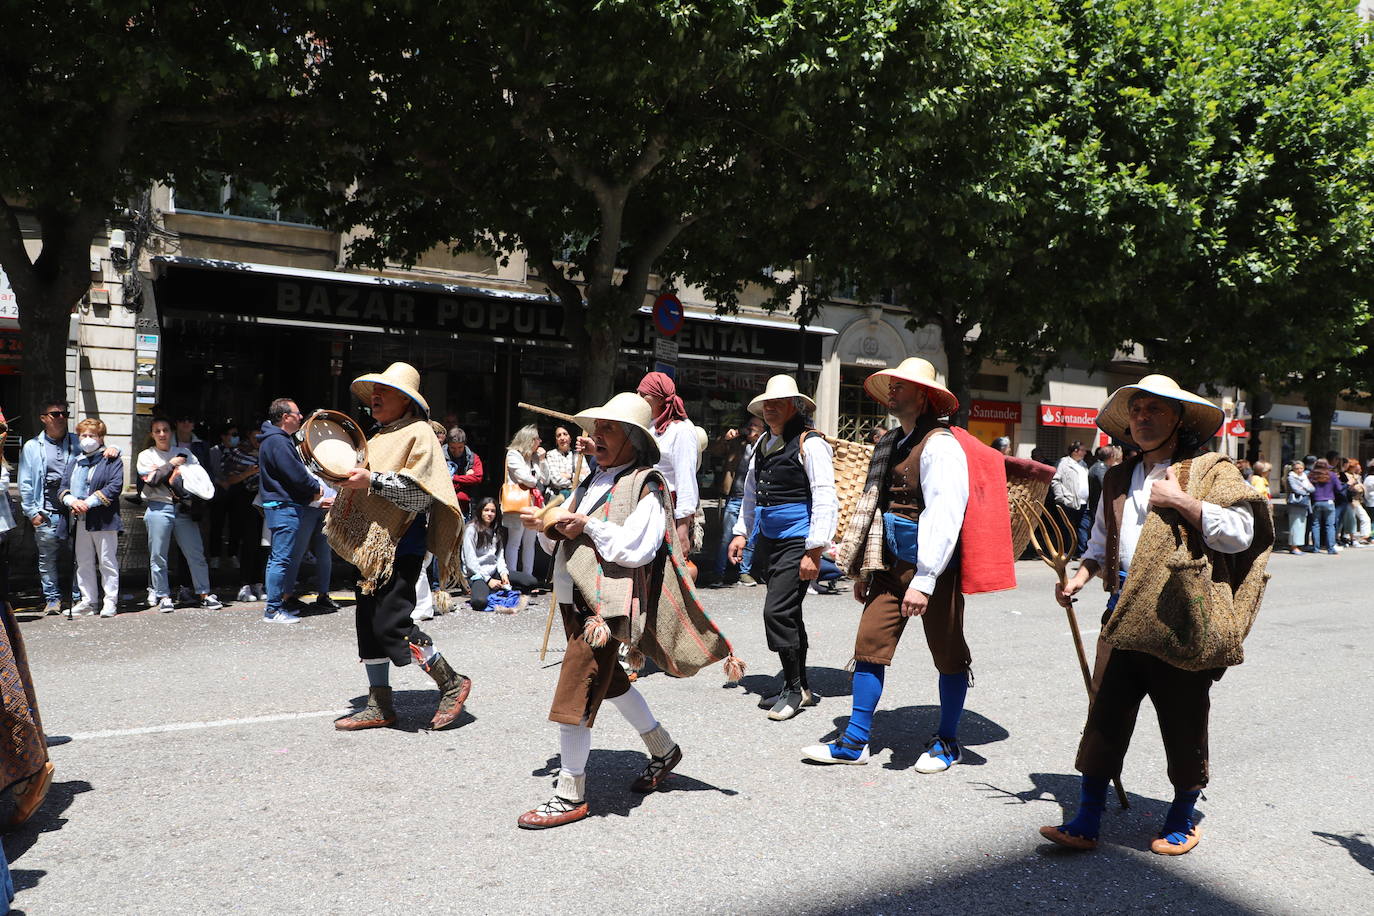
[1040,404,1099,428]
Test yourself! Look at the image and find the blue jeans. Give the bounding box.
[265,504,318,613]
[1313,500,1337,551]
[715,497,743,577]
[145,502,210,597]
[283,506,331,597]
[33,516,77,604]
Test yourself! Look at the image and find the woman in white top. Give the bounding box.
[540,426,586,501]
[502,424,545,577]
[463,497,539,611]
[137,417,220,611]
[1285,460,1314,555]
[636,372,698,555]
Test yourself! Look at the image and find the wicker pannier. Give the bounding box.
[822,435,875,544]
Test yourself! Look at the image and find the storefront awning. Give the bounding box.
[151,256,832,367]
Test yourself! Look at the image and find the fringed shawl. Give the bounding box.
[325,415,464,594]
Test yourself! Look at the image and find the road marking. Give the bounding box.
[64,708,348,742]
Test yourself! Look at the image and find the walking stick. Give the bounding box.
[1019,502,1130,810]
[518,402,583,661]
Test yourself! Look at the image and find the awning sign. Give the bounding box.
[0,265,17,329]
[1039,403,1099,428]
[970,399,1022,423]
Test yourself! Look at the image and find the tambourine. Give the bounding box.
[296,409,368,482]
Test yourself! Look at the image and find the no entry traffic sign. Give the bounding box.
[652,293,684,337]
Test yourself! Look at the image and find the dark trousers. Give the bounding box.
[234,495,265,584]
[1076,647,1221,791]
[354,553,433,667]
[754,534,809,652]
[468,571,539,611]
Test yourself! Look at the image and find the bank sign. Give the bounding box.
[153,260,821,365]
[1039,403,1099,428]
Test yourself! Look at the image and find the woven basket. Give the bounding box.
[824,435,875,543]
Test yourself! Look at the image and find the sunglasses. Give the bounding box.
[43,411,70,418]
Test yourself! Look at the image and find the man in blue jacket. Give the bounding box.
[258,398,331,624]
[19,399,83,614]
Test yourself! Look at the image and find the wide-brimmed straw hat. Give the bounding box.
[573,392,661,465]
[1096,374,1223,447]
[351,362,430,416]
[747,375,817,419]
[863,357,959,417]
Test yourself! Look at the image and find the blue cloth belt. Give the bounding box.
[882,512,919,565]
[755,502,810,540]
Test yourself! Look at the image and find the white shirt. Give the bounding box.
[505,449,541,489]
[537,462,667,599]
[733,431,838,551]
[1082,459,1255,577]
[1362,474,1374,509]
[1054,455,1090,506]
[650,419,699,519]
[137,446,198,504]
[909,431,970,596]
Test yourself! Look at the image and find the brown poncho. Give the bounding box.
[325,415,464,594]
[1100,453,1274,670]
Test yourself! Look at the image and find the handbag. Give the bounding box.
[500,466,533,514]
[1286,491,1310,509]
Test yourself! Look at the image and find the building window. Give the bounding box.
[838,365,891,441]
[971,372,1009,392]
[171,172,317,226]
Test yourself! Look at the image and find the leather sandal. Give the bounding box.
[631,745,682,793]
[335,686,397,731]
[518,795,589,829]
[1039,824,1099,851]
[1150,825,1201,856]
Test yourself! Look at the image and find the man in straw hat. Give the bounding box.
[515,393,741,829]
[326,362,471,732]
[804,357,975,772]
[728,374,837,721]
[1040,374,1272,856]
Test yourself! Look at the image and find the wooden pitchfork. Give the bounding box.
[1019,501,1130,810]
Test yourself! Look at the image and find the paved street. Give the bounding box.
[4,551,1372,915]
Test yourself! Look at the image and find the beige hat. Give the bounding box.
[351,362,430,416]
[863,357,958,416]
[747,375,817,418]
[1096,374,1223,447]
[573,392,661,465]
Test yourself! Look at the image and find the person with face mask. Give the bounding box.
[58,418,125,617]
[207,422,241,569]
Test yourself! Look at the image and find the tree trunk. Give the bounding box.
[937,305,972,428]
[1305,381,1337,458]
[17,289,72,427]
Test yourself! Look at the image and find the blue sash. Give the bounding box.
[755,502,810,540]
[882,512,919,564]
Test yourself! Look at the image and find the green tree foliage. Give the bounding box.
[0,3,307,424]
[286,0,983,404]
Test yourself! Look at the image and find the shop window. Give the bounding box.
[1035,424,1066,462]
[1278,425,1306,468]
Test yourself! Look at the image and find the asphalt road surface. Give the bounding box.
[5,550,1372,914]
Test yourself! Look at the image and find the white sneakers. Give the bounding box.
[236,585,256,602]
[159,597,175,613]
[801,741,871,765]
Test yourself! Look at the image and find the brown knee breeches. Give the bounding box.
[1075,645,1222,791]
[852,560,969,673]
[548,602,632,727]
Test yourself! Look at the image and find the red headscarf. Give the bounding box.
[637,372,688,434]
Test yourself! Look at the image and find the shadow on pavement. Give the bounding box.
[343,689,476,733]
[736,665,852,702]
[798,837,1263,915]
[530,750,739,821]
[3,778,93,895]
[803,707,1010,771]
[1314,831,1374,876]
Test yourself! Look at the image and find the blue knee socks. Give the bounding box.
[1062,775,1110,838]
[937,672,968,739]
[833,662,885,759]
[366,661,390,688]
[1160,789,1201,844]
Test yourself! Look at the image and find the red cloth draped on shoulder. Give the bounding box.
[949,427,1017,594]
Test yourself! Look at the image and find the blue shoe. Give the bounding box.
[914,734,962,773]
